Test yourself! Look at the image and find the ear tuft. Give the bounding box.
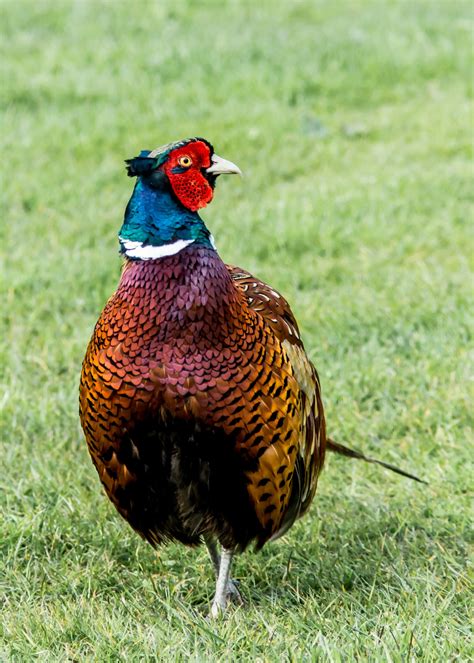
[125,151,159,177]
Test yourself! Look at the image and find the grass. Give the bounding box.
[1,0,472,659]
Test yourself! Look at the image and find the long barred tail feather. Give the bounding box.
[326,438,427,484]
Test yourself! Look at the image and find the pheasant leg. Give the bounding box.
[204,535,220,575]
[209,547,243,618]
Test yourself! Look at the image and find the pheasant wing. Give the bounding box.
[227,265,326,542]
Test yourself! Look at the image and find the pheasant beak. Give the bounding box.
[206,154,242,177]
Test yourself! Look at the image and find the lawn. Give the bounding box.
[1,0,472,660]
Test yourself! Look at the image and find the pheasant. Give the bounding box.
[79,137,423,617]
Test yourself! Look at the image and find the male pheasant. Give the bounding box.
[80,137,423,616]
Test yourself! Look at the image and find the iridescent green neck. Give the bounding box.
[118,176,214,259]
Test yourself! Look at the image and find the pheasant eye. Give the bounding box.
[178,155,192,167]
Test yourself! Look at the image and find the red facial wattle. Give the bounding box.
[163,140,214,212]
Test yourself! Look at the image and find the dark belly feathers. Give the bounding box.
[96,418,261,550]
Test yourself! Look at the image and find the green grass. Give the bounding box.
[1,0,472,660]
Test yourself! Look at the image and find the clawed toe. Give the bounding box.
[209,580,244,618]
[226,579,244,605]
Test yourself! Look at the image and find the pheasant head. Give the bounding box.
[119,138,241,260]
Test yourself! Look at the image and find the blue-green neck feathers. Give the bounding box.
[118,176,214,255]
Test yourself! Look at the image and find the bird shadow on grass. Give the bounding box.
[17,487,462,617]
[99,498,459,619]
